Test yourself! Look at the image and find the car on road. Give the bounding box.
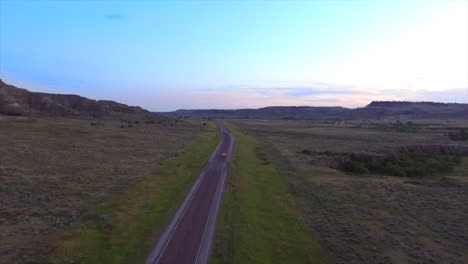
[221,153,227,158]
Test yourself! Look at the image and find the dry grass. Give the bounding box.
[0,116,212,263]
[233,119,468,264]
[211,123,328,264]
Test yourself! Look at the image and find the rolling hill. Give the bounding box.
[160,101,468,120]
[0,79,150,119]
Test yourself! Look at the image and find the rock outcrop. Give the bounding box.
[0,79,150,119]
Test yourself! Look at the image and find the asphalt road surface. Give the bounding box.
[145,122,234,264]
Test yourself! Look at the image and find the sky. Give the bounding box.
[1,0,467,111]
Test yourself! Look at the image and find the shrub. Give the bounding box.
[341,152,461,177]
[343,161,369,174]
[382,162,405,176]
[448,128,468,141]
[301,149,313,155]
[352,162,370,174]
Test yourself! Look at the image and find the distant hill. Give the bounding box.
[160,106,350,120]
[0,79,151,119]
[159,101,468,120]
[362,101,468,119]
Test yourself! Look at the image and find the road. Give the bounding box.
[145,122,234,264]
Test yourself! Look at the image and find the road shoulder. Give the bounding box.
[210,123,328,264]
[49,122,220,264]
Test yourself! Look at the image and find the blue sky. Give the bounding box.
[1,0,467,111]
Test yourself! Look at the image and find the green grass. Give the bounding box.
[50,122,219,264]
[450,157,468,176]
[211,123,328,264]
[447,157,468,183]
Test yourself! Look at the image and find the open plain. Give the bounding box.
[0,117,217,263]
[225,119,468,264]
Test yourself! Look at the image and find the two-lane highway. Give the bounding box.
[145,122,233,264]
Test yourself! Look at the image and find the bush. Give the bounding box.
[301,149,313,155]
[448,128,468,141]
[343,161,370,174]
[382,162,405,176]
[352,162,370,174]
[341,152,461,177]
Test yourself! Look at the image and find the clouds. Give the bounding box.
[246,87,355,98]
[148,84,467,111]
[1,1,466,111]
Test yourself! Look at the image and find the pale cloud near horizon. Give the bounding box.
[144,86,467,111]
[2,73,466,111]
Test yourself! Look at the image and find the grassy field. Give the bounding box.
[232,119,468,264]
[0,117,218,263]
[449,157,468,183]
[211,123,328,264]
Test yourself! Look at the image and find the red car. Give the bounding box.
[221,153,227,158]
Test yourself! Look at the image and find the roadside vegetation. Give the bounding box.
[448,128,468,141]
[342,152,461,176]
[0,117,218,263]
[211,123,328,264]
[232,119,468,264]
[51,124,218,263]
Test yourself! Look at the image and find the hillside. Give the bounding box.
[160,106,350,120]
[362,101,468,119]
[0,79,150,119]
[160,101,468,120]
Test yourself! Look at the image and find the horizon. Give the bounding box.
[163,100,468,113]
[3,77,466,112]
[1,1,467,111]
